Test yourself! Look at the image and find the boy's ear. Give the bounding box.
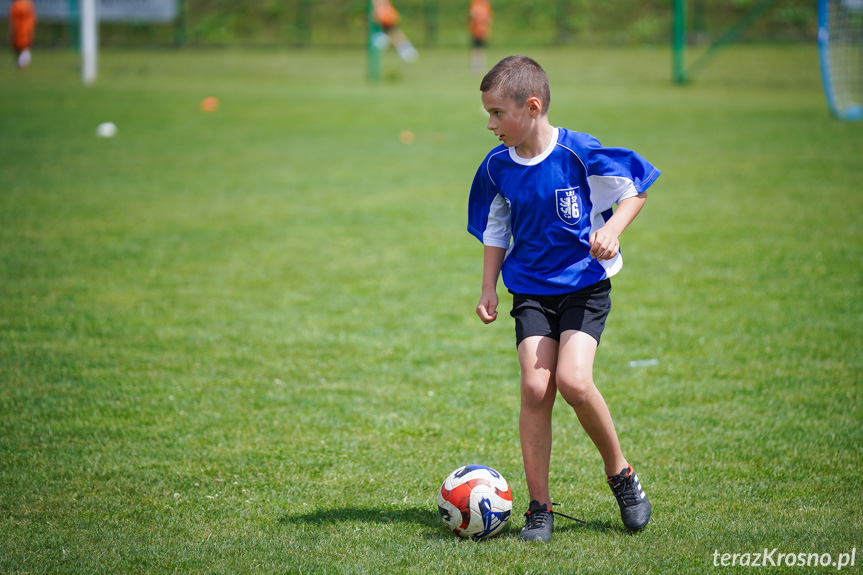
[526,96,543,117]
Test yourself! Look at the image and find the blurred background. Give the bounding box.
[4,0,817,49]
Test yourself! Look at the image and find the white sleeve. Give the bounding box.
[482,193,512,249]
[586,175,638,277]
[587,174,640,213]
[587,174,641,238]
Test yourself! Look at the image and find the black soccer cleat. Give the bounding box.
[520,500,586,542]
[520,500,554,542]
[607,465,651,531]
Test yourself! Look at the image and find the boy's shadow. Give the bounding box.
[279,506,448,539]
[279,506,621,539]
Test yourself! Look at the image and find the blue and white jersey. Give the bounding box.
[467,127,660,295]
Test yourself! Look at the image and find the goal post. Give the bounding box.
[367,0,382,81]
[672,0,687,84]
[80,0,97,85]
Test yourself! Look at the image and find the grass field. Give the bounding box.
[1,45,861,574]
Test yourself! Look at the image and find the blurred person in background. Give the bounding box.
[469,0,493,73]
[371,0,418,62]
[8,0,37,69]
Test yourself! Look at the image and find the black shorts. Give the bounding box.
[510,279,612,347]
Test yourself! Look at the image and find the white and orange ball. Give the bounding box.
[437,464,512,540]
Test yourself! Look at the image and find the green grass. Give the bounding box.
[1,45,861,574]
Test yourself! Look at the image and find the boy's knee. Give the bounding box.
[556,371,594,407]
[520,377,555,409]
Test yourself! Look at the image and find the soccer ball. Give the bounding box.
[437,464,512,540]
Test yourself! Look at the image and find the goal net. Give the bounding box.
[819,0,863,120]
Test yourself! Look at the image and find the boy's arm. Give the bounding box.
[476,245,507,324]
[589,192,647,261]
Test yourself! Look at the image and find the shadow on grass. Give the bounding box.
[279,506,449,539]
[279,506,623,539]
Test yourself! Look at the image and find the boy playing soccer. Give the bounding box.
[371,0,418,63]
[8,0,37,69]
[468,0,493,73]
[467,55,660,541]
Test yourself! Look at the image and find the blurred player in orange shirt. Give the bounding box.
[371,0,418,62]
[469,0,492,73]
[8,0,37,69]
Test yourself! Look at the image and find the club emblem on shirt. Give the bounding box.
[556,187,581,225]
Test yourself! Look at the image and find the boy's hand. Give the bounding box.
[589,227,621,261]
[476,289,499,324]
[589,192,647,261]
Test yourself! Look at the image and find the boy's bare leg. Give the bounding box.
[556,330,628,476]
[517,336,559,506]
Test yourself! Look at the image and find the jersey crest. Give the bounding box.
[556,187,581,225]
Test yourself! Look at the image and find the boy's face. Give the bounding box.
[481,89,533,149]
